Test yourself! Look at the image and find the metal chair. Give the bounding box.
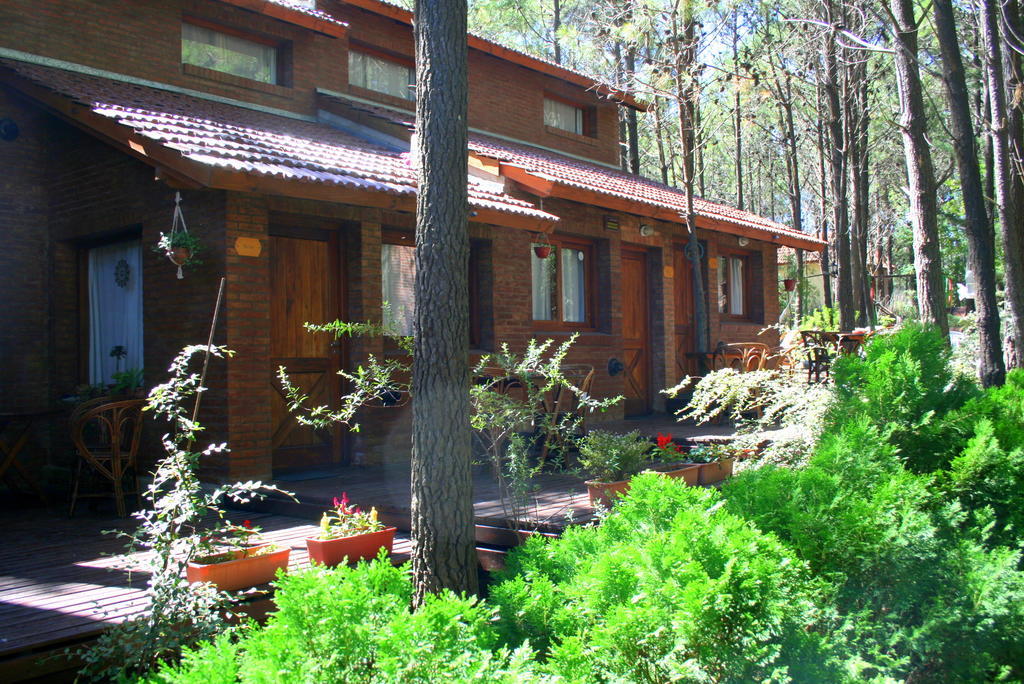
[69,398,145,517]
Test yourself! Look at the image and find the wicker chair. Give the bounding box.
[69,398,145,517]
[538,365,596,467]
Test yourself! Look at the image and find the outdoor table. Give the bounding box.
[0,408,64,504]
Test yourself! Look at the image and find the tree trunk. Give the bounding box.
[411,0,478,604]
[996,0,1024,368]
[889,0,949,339]
[552,0,561,65]
[673,7,708,354]
[816,107,834,308]
[934,0,1004,385]
[821,12,854,329]
[625,47,641,175]
[733,9,744,211]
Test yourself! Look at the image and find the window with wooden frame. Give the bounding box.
[182,20,284,85]
[348,47,415,101]
[716,252,753,318]
[531,237,595,328]
[543,96,594,137]
[381,231,483,346]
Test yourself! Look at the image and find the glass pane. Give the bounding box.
[544,98,584,134]
[531,245,556,320]
[182,23,277,84]
[561,247,587,322]
[381,243,416,336]
[717,258,728,313]
[730,257,745,315]
[349,50,414,100]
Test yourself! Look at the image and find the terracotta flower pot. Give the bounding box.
[306,527,397,567]
[654,463,701,486]
[698,458,735,485]
[585,479,630,508]
[186,544,290,592]
[533,244,552,259]
[783,278,797,292]
[169,246,192,266]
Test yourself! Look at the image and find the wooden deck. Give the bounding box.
[262,420,754,534]
[0,506,410,681]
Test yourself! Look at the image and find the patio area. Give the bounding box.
[0,504,411,682]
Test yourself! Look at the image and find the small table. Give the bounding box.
[0,408,64,504]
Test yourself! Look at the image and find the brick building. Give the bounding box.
[0,0,823,483]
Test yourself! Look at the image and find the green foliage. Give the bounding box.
[77,345,283,681]
[147,557,545,683]
[828,324,979,471]
[575,429,652,482]
[800,306,841,332]
[492,473,843,682]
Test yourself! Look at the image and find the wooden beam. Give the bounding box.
[500,163,556,197]
[213,0,348,37]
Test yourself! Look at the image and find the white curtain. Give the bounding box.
[349,51,414,100]
[182,22,277,84]
[729,257,745,315]
[381,243,416,336]
[89,240,144,385]
[544,98,583,134]
[561,247,586,322]
[531,247,555,320]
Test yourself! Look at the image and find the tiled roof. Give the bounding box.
[319,90,822,248]
[0,60,555,224]
[468,133,825,248]
[267,0,347,27]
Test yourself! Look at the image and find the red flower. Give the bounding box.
[656,432,673,450]
[242,520,252,529]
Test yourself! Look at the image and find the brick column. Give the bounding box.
[224,192,272,481]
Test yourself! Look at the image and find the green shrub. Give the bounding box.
[829,324,978,472]
[147,558,544,683]
[492,473,843,682]
[723,413,1024,681]
[576,429,652,482]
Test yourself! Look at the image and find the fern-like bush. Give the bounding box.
[490,473,843,682]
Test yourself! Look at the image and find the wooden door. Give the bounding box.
[269,229,344,473]
[673,244,696,380]
[621,249,651,416]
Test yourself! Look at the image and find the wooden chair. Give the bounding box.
[69,398,146,517]
[538,365,596,467]
[719,343,772,372]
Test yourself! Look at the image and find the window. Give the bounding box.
[544,97,585,135]
[381,235,484,345]
[182,22,279,84]
[531,238,593,326]
[717,254,749,317]
[349,50,415,100]
[381,241,417,336]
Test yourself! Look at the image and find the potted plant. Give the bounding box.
[687,443,738,485]
[155,230,202,268]
[186,520,290,592]
[577,430,652,507]
[305,493,396,567]
[783,278,797,292]
[533,236,553,259]
[651,432,701,485]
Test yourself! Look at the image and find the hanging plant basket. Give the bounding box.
[533,240,553,259]
[783,278,797,292]
[169,246,192,266]
[153,192,202,279]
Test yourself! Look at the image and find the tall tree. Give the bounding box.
[933,0,1004,384]
[820,2,855,330]
[989,0,1024,368]
[411,0,478,603]
[887,0,949,338]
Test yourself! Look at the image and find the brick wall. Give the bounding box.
[0,0,344,118]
